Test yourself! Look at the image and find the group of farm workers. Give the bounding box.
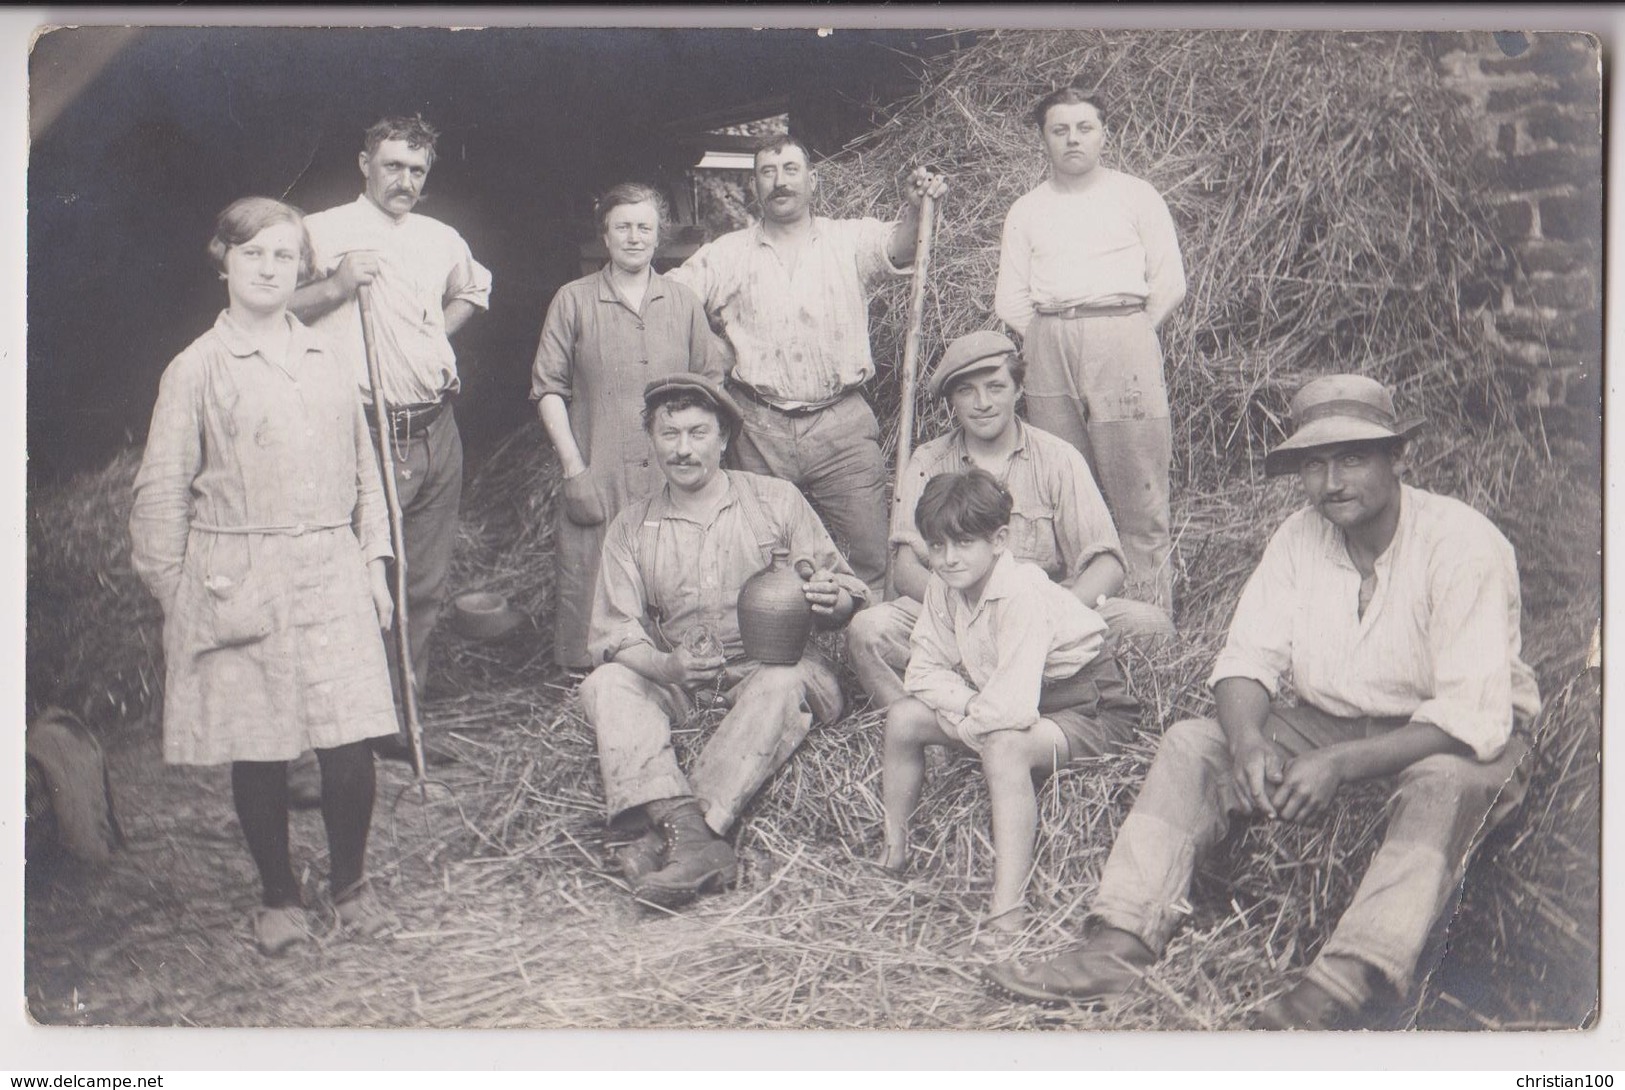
[129,82,1538,1032]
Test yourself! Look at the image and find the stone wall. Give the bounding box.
[1428,31,1602,437]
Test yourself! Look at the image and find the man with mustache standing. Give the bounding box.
[985,375,1539,1030]
[580,374,868,907]
[995,85,1186,615]
[292,115,491,762]
[669,135,948,594]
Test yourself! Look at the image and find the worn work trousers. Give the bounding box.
[846,594,1173,706]
[729,390,888,594]
[1023,311,1174,612]
[1089,705,1530,996]
[372,408,463,723]
[580,653,846,836]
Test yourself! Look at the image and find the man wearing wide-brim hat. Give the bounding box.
[579,374,869,908]
[848,329,1172,709]
[985,374,1541,1030]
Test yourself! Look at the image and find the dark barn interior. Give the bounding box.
[28,25,965,483]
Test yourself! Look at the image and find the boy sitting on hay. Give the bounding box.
[984,375,1540,1030]
[877,468,1139,945]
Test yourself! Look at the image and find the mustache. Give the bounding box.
[768,187,794,200]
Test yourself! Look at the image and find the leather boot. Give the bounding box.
[633,797,737,907]
[605,807,666,881]
[983,926,1157,1006]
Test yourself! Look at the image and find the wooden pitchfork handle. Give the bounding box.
[357,284,431,784]
[884,189,938,601]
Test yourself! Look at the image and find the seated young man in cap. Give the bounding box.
[847,330,1173,709]
[984,374,1540,1030]
[580,374,869,907]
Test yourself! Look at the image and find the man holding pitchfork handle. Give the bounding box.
[293,115,492,763]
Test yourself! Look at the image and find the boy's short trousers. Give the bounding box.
[937,652,1143,760]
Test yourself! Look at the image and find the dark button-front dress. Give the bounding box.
[529,266,725,668]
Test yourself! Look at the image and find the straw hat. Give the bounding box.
[1264,374,1424,477]
[926,330,1019,399]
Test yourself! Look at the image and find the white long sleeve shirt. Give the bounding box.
[1209,486,1542,761]
[994,171,1185,335]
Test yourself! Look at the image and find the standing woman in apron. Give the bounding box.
[130,197,400,956]
[530,183,725,672]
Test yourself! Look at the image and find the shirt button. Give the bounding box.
[318,635,329,648]
[639,359,648,366]
[305,427,314,437]
[641,459,650,468]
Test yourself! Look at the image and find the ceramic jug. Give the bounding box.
[737,547,813,665]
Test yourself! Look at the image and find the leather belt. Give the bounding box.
[727,380,845,417]
[1034,301,1147,320]
[364,398,449,440]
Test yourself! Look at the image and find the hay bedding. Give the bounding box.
[26,29,1598,1029]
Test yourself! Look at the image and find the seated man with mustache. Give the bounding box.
[984,375,1540,1031]
[580,374,869,908]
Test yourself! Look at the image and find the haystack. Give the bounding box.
[446,29,1598,1028]
[27,29,1598,1029]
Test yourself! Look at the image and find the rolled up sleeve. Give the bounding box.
[1408,547,1518,760]
[587,514,657,663]
[445,240,492,310]
[855,217,910,284]
[1208,531,1297,696]
[904,578,977,721]
[1048,445,1126,581]
[961,599,1057,741]
[529,287,579,402]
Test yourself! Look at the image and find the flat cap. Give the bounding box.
[927,330,1020,399]
[642,373,745,435]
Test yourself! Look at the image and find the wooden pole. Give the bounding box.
[357,285,430,787]
[884,190,938,600]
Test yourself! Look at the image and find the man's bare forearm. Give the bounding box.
[1214,676,1274,752]
[444,298,478,336]
[1319,722,1474,784]
[290,276,351,323]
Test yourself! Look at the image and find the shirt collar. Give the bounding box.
[750,216,824,249]
[352,193,408,227]
[950,418,1031,465]
[1313,483,1412,570]
[212,310,325,361]
[960,550,1021,613]
[595,264,669,306]
[650,469,738,525]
